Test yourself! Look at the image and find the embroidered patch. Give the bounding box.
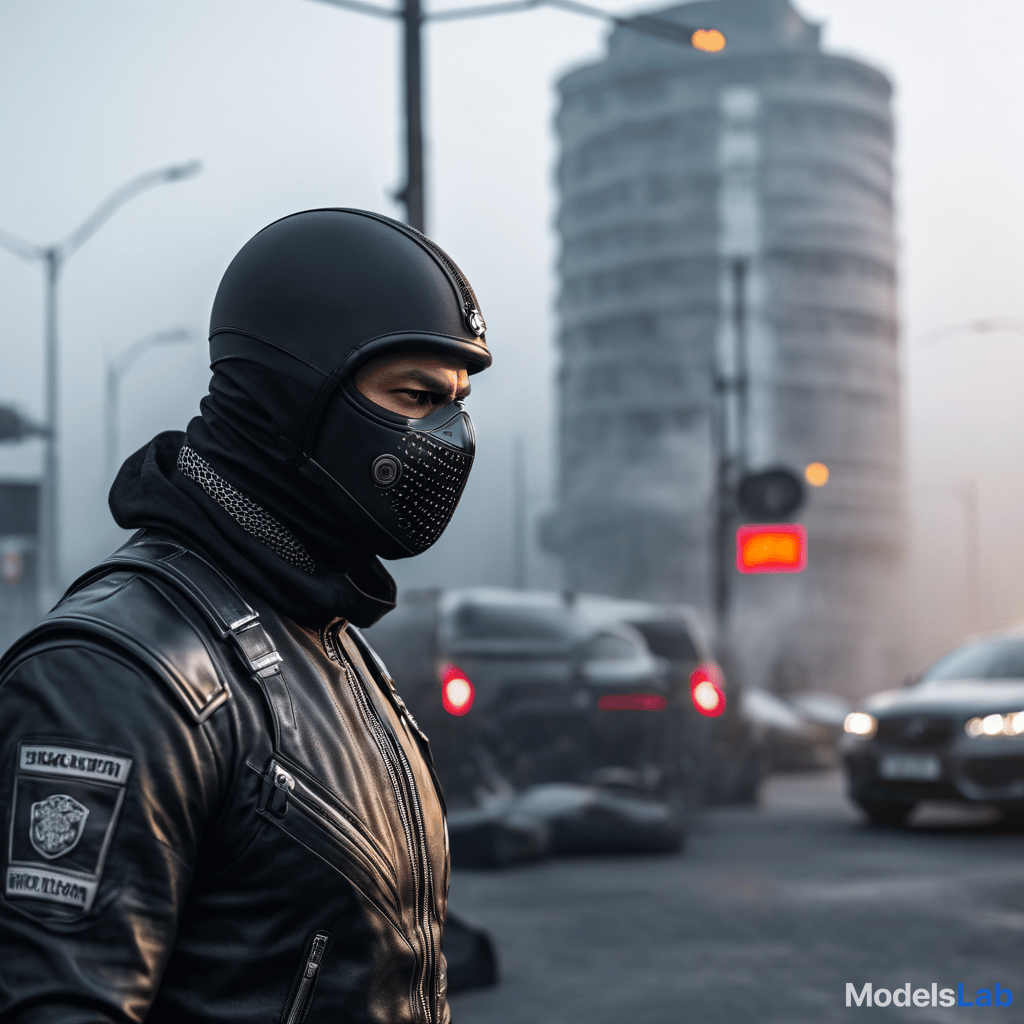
[30,794,89,859]
[6,741,133,914]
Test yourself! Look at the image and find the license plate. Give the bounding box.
[879,754,941,781]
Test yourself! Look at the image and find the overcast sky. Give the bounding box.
[0,0,1021,663]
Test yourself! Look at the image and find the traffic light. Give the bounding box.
[737,467,804,520]
[736,523,807,574]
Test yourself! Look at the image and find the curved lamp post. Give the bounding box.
[106,328,192,482]
[0,160,201,610]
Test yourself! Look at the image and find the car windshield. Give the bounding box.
[629,621,698,662]
[449,602,573,644]
[923,637,1024,681]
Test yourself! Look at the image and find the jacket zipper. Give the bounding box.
[342,659,438,1024]
[391,721,441,1007]
[261,760,296,817]
[258,759,402,908]
[281,931,330,1024]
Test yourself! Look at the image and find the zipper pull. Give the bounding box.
[304,932,329,978]
[260,760,295,818]
[283,931,331,1024]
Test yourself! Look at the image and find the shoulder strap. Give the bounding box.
[1,535,283,724]
[68,535,284,678]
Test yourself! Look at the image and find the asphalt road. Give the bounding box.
[448,771,1024,1023]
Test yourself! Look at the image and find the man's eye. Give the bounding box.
[398,389,444,406]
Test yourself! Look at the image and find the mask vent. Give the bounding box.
[386,432,473,552]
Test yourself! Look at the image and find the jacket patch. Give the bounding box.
[30,794,89,859]
[6,741,133,913]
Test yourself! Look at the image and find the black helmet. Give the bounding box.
[195,208,491,560]
[210,208,491,376]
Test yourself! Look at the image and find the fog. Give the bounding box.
[0,0,1021,678]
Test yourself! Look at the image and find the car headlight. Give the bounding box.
[965,711,1024,738]
[844,712,877,736]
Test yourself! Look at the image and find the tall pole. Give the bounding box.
[41,249,61,610]
[712,257,749,643]
[733,258,749,473]
[402,0,425,231]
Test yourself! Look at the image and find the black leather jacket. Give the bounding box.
[0,534,450,1024]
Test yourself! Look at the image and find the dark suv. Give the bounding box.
[363,587,765,808]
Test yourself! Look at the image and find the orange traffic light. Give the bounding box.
[736,524,807,574]
[691,28,725,52]
[804,462,829,487]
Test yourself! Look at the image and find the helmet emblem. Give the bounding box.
[29,794,89,860]
[465,308,486,337]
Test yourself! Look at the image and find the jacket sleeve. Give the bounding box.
[0,640,225,1024]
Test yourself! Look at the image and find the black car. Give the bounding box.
[843,629,1024,825]
[363,587,763,809]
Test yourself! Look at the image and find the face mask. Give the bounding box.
[297,382,476,558]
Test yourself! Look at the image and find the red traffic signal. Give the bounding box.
[736,524,807,574]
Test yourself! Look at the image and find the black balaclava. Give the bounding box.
[109,209,491,629]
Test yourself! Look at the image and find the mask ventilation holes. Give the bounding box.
[386,434,473,552]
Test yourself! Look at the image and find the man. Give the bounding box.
[0,209,491,1024]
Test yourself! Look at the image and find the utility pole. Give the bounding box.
[0,161,201,610]
[42,248,59,615]
[401,0,425,230]
[311,0,723,232]
[712,257,749,636]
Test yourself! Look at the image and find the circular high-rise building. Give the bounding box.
[549,0,902,696]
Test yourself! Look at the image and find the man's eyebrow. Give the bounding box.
[393,369,449,390]
[393,368,470,398]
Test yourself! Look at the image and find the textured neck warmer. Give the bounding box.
[108,428,397,630]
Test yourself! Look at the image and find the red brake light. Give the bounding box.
[690,662,726,717]
[440,664,474,716]
[598,694,667,711]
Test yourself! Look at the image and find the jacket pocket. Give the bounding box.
[252,758,404,930]
[281,930,330,1024]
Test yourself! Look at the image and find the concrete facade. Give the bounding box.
[548,0,902,697]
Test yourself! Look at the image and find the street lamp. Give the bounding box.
[310,0,723,231]
[106,328,191,483]
[0,160,201,610]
